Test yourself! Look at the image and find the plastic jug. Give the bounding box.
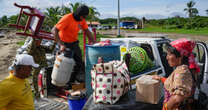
[51,53,75,86]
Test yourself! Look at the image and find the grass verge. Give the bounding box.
[129,25,208,36]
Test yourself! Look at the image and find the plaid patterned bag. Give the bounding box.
[91,60,130,104]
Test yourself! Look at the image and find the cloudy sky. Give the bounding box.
[0,0,207,19]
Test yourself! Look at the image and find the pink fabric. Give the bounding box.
[164,88,171,103]
[170,38,200,73]
[94,40,111,46]
[103,96,106,100]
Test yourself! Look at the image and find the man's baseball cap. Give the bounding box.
[14,54,39,68]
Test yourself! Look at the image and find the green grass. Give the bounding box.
[17,40,25,46]
[129,25,208,36]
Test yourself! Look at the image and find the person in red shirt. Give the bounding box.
[51,5,95,88]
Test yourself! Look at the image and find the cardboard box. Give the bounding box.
[136,75,161,104]
[72,83,85,91]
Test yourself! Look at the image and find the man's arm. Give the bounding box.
[51,26,64,45]
[84,29,96,44]
[51,26,66,51]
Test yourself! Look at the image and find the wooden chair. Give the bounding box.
[9,3,54,40]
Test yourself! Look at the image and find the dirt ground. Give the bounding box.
[0,29,208,81]
[0,29,25,80]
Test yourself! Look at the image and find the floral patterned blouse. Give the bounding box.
[163,65,194,103]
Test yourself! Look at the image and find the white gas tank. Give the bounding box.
[51,53,75,87]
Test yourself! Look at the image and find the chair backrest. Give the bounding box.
[23,8,45,36]
[9,3,54,40]
[11,3,45,37]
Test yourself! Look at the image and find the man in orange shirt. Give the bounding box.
[51,5,95,88]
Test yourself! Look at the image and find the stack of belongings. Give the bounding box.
[136,75,161,104]
[123,47,154,74]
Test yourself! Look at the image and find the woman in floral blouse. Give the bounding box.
[153,38,200,110]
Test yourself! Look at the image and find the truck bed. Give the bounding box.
[35,97,69,110]
[83,90,163,110]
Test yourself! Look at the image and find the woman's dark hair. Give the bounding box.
[166,43,198,77]
[73,5,89,21]
[165,43,189,66]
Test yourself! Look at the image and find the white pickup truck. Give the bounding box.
[17,36,207,110]
[101,37,208,88]
[82,37,208,110]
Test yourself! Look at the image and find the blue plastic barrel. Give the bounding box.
[85,45,121,96]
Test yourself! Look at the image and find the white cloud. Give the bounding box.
[0,0,69,17]
[139,14,167,19]
[0,0,207,19]
[170,12,186,17]
[100,13,117,19]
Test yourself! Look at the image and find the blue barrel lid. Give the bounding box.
[86,44,120,48]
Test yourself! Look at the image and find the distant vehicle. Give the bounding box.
[123,26,127,29]
[97,26,103,30]
[102,26,109,30]
[97,26,109,30]
[127,25,135,29]
[112,26,117,29]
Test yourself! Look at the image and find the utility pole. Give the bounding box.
[61,0,64,9]
[117,0,120,36]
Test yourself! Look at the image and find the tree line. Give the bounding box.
[99,1,208,29]
[148,1,208,29]
[0,2,100,31]
[0,1,208,30]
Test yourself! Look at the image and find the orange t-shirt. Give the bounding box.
[55,13,88,43]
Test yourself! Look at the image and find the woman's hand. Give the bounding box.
[152,75,161,80]
[166,95,184,110]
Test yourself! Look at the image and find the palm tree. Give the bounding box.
[70,2,81,12]
[87,6,100,25]
[184,1,199,18]
[8,15,18,25]
[0,16,8,27]
[43,7,62,30]
[61,5,71,15]
[206,9,208,16]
